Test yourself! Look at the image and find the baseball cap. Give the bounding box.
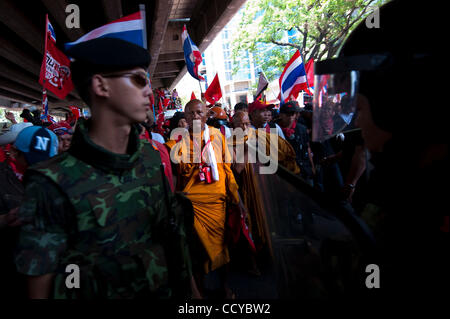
[0,122,33,146]
[14,126,58,165]
[280,101,301,114]
[248,100,274,114]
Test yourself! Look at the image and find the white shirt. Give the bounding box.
[250,123,286,139]
[151,132,165,144]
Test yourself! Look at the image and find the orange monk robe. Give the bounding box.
[227,128,300,253]
[166,126,239,273]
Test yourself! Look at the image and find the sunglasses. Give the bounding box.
[101,71,150,88]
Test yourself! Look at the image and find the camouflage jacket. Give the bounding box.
[15,118,192,299]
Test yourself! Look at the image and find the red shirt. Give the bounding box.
[0,144,26,181]
[140,130,174,192]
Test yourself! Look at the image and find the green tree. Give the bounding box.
[232,0,389,81]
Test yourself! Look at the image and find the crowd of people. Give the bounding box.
[0,0,448,301]
[154,87,182,110]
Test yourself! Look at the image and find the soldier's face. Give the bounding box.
[104,67,152,124]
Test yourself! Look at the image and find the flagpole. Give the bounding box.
[297,50,311,98]
[198,80,203,94]
[41,14,49,122]
[198,80,204,104]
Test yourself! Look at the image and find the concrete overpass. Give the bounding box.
[0,0,246,113]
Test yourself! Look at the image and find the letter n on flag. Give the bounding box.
[39,15,74,99]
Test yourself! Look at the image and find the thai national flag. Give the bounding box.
[40,90,55,123]
[47,20,56,43]
[64,12,145,50]
[182,25,204,81]
[279,50,308,103]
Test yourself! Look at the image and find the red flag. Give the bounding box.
[190,91,196,100]
[163,98,170,108]
[69,106,81,120]
[204,74,222,104]
[156,112,165,135]
[305,58,315,96]
[39,16,74,99]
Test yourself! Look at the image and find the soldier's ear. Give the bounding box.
[91,74,110,98]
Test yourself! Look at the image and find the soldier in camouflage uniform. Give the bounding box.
[14,38,194,299]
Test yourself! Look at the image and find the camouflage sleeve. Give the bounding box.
[15,173,72,276]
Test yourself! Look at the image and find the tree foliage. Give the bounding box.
[232,0,390,81]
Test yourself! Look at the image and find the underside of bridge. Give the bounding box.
[0,0,246,114]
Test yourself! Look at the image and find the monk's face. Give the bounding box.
[232,112,251,132]
[185,100,207,132]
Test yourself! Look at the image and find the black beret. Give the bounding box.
[65,37,150,70]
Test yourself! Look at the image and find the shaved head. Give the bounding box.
[185,99,205,112]
[184,99,207,131]
[232,111,251,132]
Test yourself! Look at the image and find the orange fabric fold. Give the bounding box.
[166,127,239,273]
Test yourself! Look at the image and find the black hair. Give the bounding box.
[234,102,248,112]
[169,111,186,131]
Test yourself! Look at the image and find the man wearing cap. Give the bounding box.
[47,121,73,154]
[1,125,58,223]
[1,125,58,299]
[1,125,59,225]
[276,101,315,186]
[248,100,286,139]
[14,38,193,299]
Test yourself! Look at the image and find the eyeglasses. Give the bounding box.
[101,71,150,88]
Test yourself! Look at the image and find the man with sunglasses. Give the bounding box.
[14,38,194,299]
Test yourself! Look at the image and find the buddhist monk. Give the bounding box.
[228,111,300,272]
[165,99,239,298]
